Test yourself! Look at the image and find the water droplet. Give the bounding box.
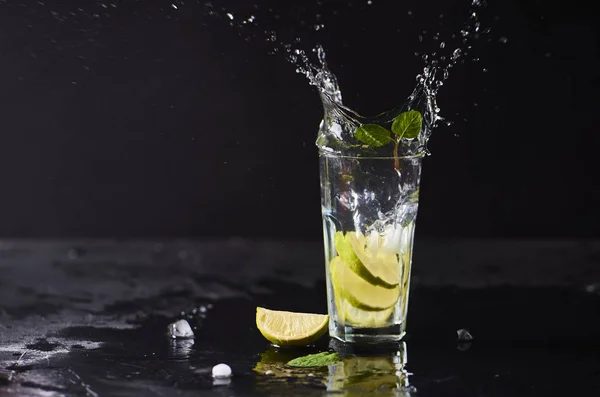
[367,0,373,5]
[418,35,423,42]
[171,4,178,9]
[472,0,481,5]
[317,46,326,65]
[407,10,412,16]
[452,48,462,60]
[440,42,445,49]
[482,68,488,72]
[499,36,508,44]
[226,12,234,20]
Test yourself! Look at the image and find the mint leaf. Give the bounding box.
[391,110,422,139]
[354,124,392,147]
[287,352,339,368]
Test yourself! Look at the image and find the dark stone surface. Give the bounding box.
[1,239,599,396]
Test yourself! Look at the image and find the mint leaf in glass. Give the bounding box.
[354,124,393,147]
[391,110,422,139]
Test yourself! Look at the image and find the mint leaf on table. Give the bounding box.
[287,352,340,368]
[354,124,393,147]
[391,110,422,139]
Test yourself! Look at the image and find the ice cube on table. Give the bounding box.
[168,319,194,339]
[456,328,473,341]
[212,363,232,378]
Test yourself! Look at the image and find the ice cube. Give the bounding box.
[456,329,473,341]
[168,319,194,339]
[212,363,232,378]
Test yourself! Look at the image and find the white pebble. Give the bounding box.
[168,319,194,339]
[212,363,232,378]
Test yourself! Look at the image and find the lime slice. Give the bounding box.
[256,307,329,347]
[347,232,400,288]
[330,256,400,311]
[343,302,393,328]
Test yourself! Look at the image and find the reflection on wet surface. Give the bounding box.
[1,240,599,396]
[254,342,413,396]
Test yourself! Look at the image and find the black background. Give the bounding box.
[0,0,598,239]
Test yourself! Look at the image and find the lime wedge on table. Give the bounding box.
[256,307,329,347]
[334,231,400,289]
[330,256,400,311]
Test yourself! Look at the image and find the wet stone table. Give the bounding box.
[1,239,599,396]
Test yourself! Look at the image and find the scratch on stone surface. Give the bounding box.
[68,368,99,397]
[15,351,27,366]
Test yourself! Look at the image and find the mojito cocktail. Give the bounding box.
[320,150,422,343]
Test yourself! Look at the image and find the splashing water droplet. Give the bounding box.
[499,36,508,44]
[220,0,490,160]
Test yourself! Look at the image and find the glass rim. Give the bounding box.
[318,150,425,160]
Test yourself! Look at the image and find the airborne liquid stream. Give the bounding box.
[208,0,488,158]
[301,3,487,158]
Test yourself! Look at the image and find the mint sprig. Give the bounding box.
[352,110,423,170]
[391,110,422,139]
[354,124,392,147]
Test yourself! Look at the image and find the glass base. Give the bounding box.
[330,320,406,344]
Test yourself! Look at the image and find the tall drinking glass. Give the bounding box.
[320,152,423,343]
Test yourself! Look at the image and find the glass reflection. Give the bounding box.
[253,341,415,396]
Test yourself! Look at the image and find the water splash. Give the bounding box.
[210,1,489,157]
[307,0,488,157]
